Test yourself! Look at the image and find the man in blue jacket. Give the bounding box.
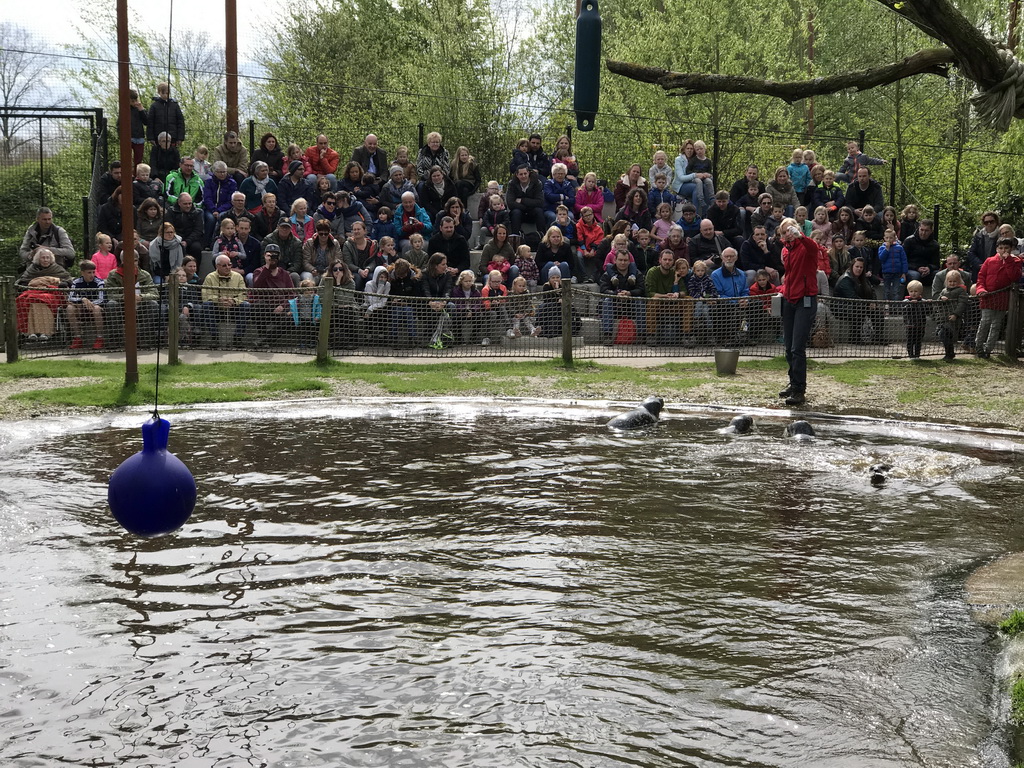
[711,248,750,347]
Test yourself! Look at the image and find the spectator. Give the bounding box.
[729,164,764,204]
[235,217,263,278]
[131,163,163,207]
[765,166,799,216]
[506,165,544,238]
[417,165,458,222]
[553,134,579,182]
[193,145,212,179]
[305,135,340,187]
[288,199,315,243]
[599,249,646,344]
[834,256,884,344]
[835,139,886,183]
[351,134,388,183]
[673,139,697,202]
[67,260,106,349]
[878,228,908,303]
[146,82,185,146]
[251,133,284,182]
[575,172,605,223]
[252,193,285,241]
[576,206,605,282]
[648,150,674,190]
[844,167,885,217]
[437,197,473,242]
[119,89,148,166]
[897,203,920,241]
[212,217,246,273]
[450,146,481,207]
[204,161,238,240]
[648,173,677,218]
[401,232,430,271]
[301,220,343,283]
[331,191,370,236]
[614,164,648,209]
[902,218,941,288]
[787,148,811,198]
[931,253,972,297]
[318,258,359,349]
[975,237,1023,358]
[149,132,180,182]
[739,225,778,285]
[380,165,417,211]
[809,169,844,218]
[261,219,303,286]
[711,247,750,347]
[394,191,433,251]
[91,233,116,279]
[201,255,250,346]
[239,161,279,212]
[482,194,511,242]
[15,249,70,344]
[689,218,732,269]
[416,132,451,179]
[479,223,515,278]
[687,140,715,216]
[523,133,551,178]
[659,225,689,264]
[135,198,164,248]
[209,131,247,186]
[103,245,159,346]
[428,216,472,274]
[97,187,132,243]
[250,246,297,347]
[343,220,382,290]
[165,156,203,209]
[221,191,252,229]
[831,205,856,244]
[967,211,1000,277]
[98,161,122,204]
[20,207,76,269]
[509,137,530,178]
[706,191,743,249]
[536,225,574,280]
[393,146,418,185]
[543,163,578,226]
[277,160,316,213]
[148,221,184,281]
[854,205,884,242]
[337,161,365,196]
[615,187,653,234]
[645,249,686,344]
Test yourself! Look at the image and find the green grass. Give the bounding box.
[1012,677,1024,725]
[1001,610,1024,638]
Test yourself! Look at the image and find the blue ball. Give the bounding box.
[108,417,197,537]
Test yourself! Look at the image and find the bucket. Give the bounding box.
[714,348,740,376]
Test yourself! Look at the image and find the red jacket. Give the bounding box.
[780,234,820,302]
[748,280,780,310]
[304,145,340,176]
[977,253,1023,310]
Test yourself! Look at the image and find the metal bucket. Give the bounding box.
[714,348,740,376]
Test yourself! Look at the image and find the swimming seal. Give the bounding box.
[607,396,664,430]
[869,462,892,486]
[784,420,815,438]
[727,415,755,434]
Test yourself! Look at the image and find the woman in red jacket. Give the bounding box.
[778,218,820,405]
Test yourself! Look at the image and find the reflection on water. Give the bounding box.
[0,401,1022,767]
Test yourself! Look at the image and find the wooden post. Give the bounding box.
[117,0,138,385]
[167,272,180,365]
[317,281,333,363]
[225,0,239,134]
[561,279,573,367]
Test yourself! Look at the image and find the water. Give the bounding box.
[1,400,1023,767]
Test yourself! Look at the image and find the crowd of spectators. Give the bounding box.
[15,100,1024,353]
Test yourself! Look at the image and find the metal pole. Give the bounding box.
[38,118,44,208]
[317,282,333,363]
[225,0,239,134]
[933,204,941,243]
[117,0,138,385]
[418,123,425,150]
[889,157,897,208]
[712,127,720,193]
[81,196,90,263]
[3,280,18,364]
[561,280,573,366]
[248,119,255,158]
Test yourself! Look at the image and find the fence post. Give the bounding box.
[317,282,333,363]
[1004,285,1021,361]
[933,204,941,242]
[248,119,256,158]
[418,123,425,150]
[566,125,573,148]
[858,128,866,149]
[712,127,720,191]
[561,281,573,366]
[81,195,91,263]
[4,279,18,364]
[889,158,897,208]
[167,273,180,365]
[38,117,45,208]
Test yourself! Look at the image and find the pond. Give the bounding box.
[1,400,1022,767]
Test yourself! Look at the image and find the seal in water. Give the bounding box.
[869,462,892,486]
[727,415,755,434]
[784,420,815,438]
[607,396,664,430]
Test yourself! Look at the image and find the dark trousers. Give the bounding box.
[782,297,817,393]
[906,324,925,358]
[509,206,543,235]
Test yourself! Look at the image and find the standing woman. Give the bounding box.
[450,146,481,207]
[251,133,284,181]
[777,217,819,406]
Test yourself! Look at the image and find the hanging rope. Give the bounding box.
[971,47,1024,130]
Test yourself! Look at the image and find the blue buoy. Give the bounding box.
[574,0,602,131]
[108,416,196,537]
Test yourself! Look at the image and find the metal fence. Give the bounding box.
[4,278,1019,364]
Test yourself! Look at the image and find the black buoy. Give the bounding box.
[607,396,663,430]
[574,0,602,131]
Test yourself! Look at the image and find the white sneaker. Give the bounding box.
[481,338,491,346]
[505,329,515,338]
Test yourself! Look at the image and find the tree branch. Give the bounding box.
[606,48,956,104]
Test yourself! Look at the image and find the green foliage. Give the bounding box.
[1000,610,1024,637]
[1012,676,1024,725]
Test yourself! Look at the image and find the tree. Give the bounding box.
[0,23,53,162]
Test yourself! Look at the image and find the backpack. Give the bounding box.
[614,318,637,345]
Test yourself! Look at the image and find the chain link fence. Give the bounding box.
[3,277,1018,363]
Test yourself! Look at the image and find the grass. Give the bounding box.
[1001,610,1024,638]
[1012,677,1024,725]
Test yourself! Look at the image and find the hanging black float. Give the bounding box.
[574,0,602,131]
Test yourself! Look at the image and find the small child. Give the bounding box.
[363,266,391,340]
[481,269,511,341]
[747,268,781,342]
[810,230,831,278]
[451,269,483,344]
[648,173,677,214]
[899,203,920,242]
[937,270,968,360]
[878,228,907,303]
[649,150,673,189]
[193,145,211,179]
[802,149,817,173]
[132,163,163,206]
[514,243,539,290]
[856,205,884,241]
[686,259,717,342]
[377,236,397,266]
[483,194,511,239]
[401,232,429,271]
[355,173,380,214]
[787,148,811,195]
[212,218,245,272]
[765,204,785,240]
[507,275,538,337]
[634,229,657,273]
[794,206,812,236]
[487,250,512,283]
[289,278,321,345]
[372,206,394,241]
[902,279,927,358]
[652,202,675,246]
[92,233,116,279]
[676,202,702,240]
[554,205,576,244]
[811,206,831,237]
[477,180,502,220]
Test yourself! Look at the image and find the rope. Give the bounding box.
[971,47,1024,131]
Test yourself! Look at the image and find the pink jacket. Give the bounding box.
[575,187,605,222]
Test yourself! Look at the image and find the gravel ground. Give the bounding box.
[0,359,1019,431]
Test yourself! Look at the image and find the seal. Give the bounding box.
[784,420,815,438]
[727,415,755,434]
[607,396,664,430]
[869,462,892,486]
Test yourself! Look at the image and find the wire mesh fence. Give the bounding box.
[4,277,1019,363]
